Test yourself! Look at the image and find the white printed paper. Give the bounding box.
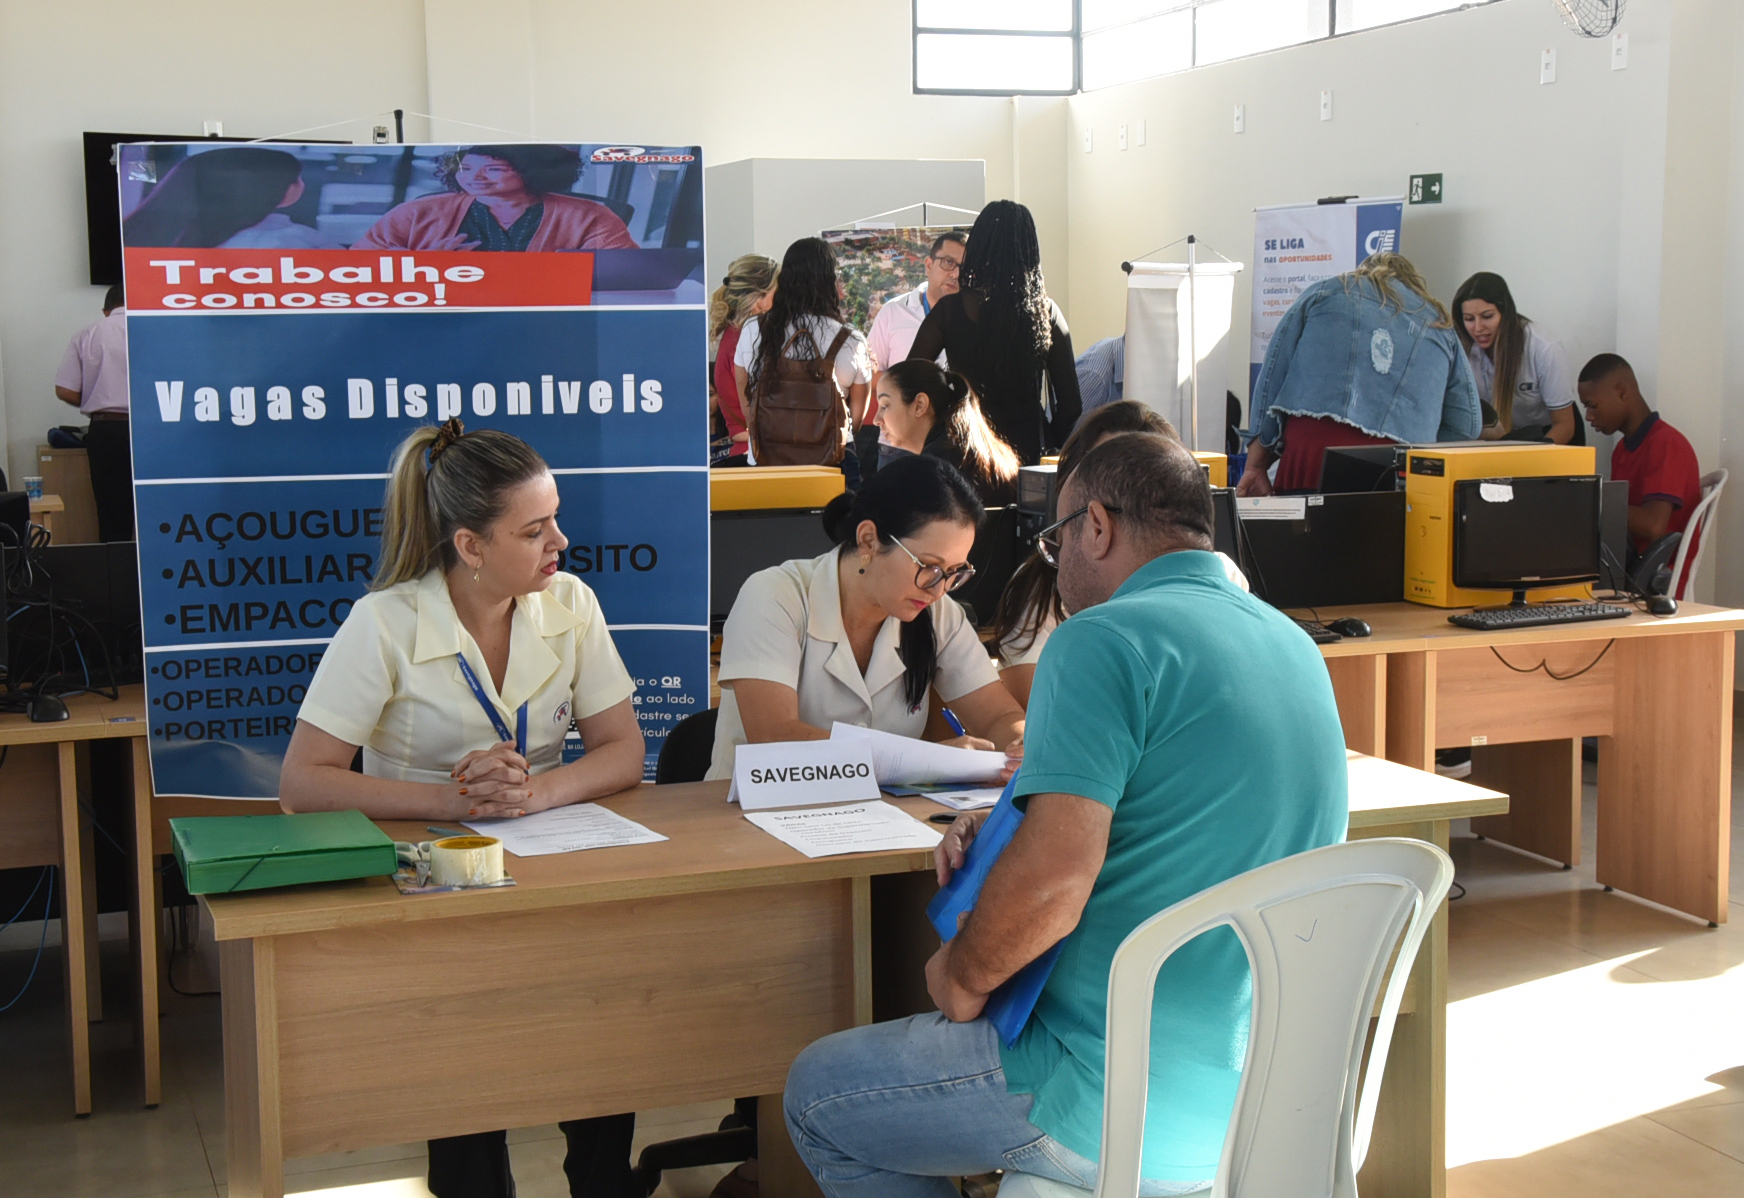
[1235,496,1307,521]
[830,723,1007,786]
[464,802,667,857]
[728,739,882,810]
[921,787,1004,811]
[744,800,944,859]
[1479,482,1514,503]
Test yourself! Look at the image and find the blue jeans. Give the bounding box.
[783,1013,1209,1198]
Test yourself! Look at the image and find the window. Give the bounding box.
[915,0,1490,95]
[913,0,1079,95]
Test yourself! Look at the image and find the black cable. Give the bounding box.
[1488,639,1615,681]
[0,866,56,1014]
[164,896,219,998]
[1448,882,1466,902]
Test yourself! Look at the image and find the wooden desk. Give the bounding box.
[0,687,153,1114]
[1311,601,1741,925]
[28,493,64,538]
[204,756,1503,1198]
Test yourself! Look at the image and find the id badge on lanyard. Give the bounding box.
[455,653,528,756]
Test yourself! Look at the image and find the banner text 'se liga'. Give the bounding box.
[121,141,708,798]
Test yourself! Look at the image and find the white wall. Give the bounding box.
[1064,0,1740,626]
[0,0,434,488]
[1062,0,1657,389]
[0,0,1064,490]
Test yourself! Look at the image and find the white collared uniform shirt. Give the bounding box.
[706,548,1000,781]
[1466,324,1575,432]
[298,570,634,784]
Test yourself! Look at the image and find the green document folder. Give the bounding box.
[170,809,398,895]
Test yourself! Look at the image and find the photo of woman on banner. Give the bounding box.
[352,144,640,252]
[120,146,344,249]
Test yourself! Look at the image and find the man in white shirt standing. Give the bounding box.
[55,283,133,542]
[863,232,966,470]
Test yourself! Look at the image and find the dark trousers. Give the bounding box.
[83,418,134,543]
[426,1113,636,1198]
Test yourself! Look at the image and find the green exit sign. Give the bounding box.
[1409,173,1444,205]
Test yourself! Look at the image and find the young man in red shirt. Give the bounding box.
[1577,353,1704,577]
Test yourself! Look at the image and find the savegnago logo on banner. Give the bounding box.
[121,139,709,798]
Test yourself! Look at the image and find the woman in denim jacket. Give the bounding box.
[1236,254,1481,496]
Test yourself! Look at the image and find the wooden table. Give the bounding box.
[28,492,64,539]
[0,686,153,1114]
[204,755,1503,1198]
[1307,601,1740,925]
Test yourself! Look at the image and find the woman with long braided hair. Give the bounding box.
[906,201,1081,464]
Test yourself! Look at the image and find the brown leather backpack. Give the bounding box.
[747,325,853,466]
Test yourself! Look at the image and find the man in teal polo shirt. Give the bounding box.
[784,432,1349,1196]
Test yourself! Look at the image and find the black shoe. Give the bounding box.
[1435,748,1472,779]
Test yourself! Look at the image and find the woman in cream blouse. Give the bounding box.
[280,418,643,1198]
[709,453,1024,780]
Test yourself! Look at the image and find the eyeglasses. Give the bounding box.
[929,255,963,274]
[1034,503,1123,567]
[891,537,977,593]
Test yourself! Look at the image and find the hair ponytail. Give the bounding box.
[820,455,982,711]
[372,419,550,590]
[709,253,779,341]
[882,361,1020,498]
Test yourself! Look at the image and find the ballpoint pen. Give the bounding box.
[940,707,967,738]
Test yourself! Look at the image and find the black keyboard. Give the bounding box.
[1448,602,1631,631]
[1294,618,1343,643]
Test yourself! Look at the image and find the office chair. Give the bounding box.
[1670,469,1728,600]
[653,706,719,785]
[638,703,758,1196]
[1000,838,1453,1198]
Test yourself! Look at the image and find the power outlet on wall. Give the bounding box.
[1083,126,1094,153]
[1320,91,1332,121]
[1540,48,1557,85]
[1612,32,1628,71]
[1118,123,1128,150]
[202,120,223,137]
[1234,104,1245,134]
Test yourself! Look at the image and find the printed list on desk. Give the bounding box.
[465,803,667,857]
[744,800,943,859]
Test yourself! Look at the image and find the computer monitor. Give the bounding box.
[1452,476,1602,601]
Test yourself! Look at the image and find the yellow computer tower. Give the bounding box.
[1403,443,1597,607]
[1192,451,1228,489]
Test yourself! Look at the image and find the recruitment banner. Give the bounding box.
[1249,197,1403,392]
[121,141,708,798]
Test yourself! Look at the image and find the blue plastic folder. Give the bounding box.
[926,773,1065,1047]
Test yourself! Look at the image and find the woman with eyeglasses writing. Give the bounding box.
[706,454,1024,780]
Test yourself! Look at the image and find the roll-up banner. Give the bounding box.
[1250,197,1403,392]
[1124,261,1243,452]
[120,141,709,799]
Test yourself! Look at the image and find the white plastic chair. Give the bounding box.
[1670,468,1727,601]
[999,838,1454,1198]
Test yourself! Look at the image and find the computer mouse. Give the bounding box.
[1645,595,1679,617]
[1326,617,1372,638]
[28,694,69,723]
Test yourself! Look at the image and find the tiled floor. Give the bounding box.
[2,724,1740,1198]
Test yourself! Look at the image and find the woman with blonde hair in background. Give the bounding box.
[711,254,778,463]
[280,419,644,1198]
[1237,252,1481,495]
